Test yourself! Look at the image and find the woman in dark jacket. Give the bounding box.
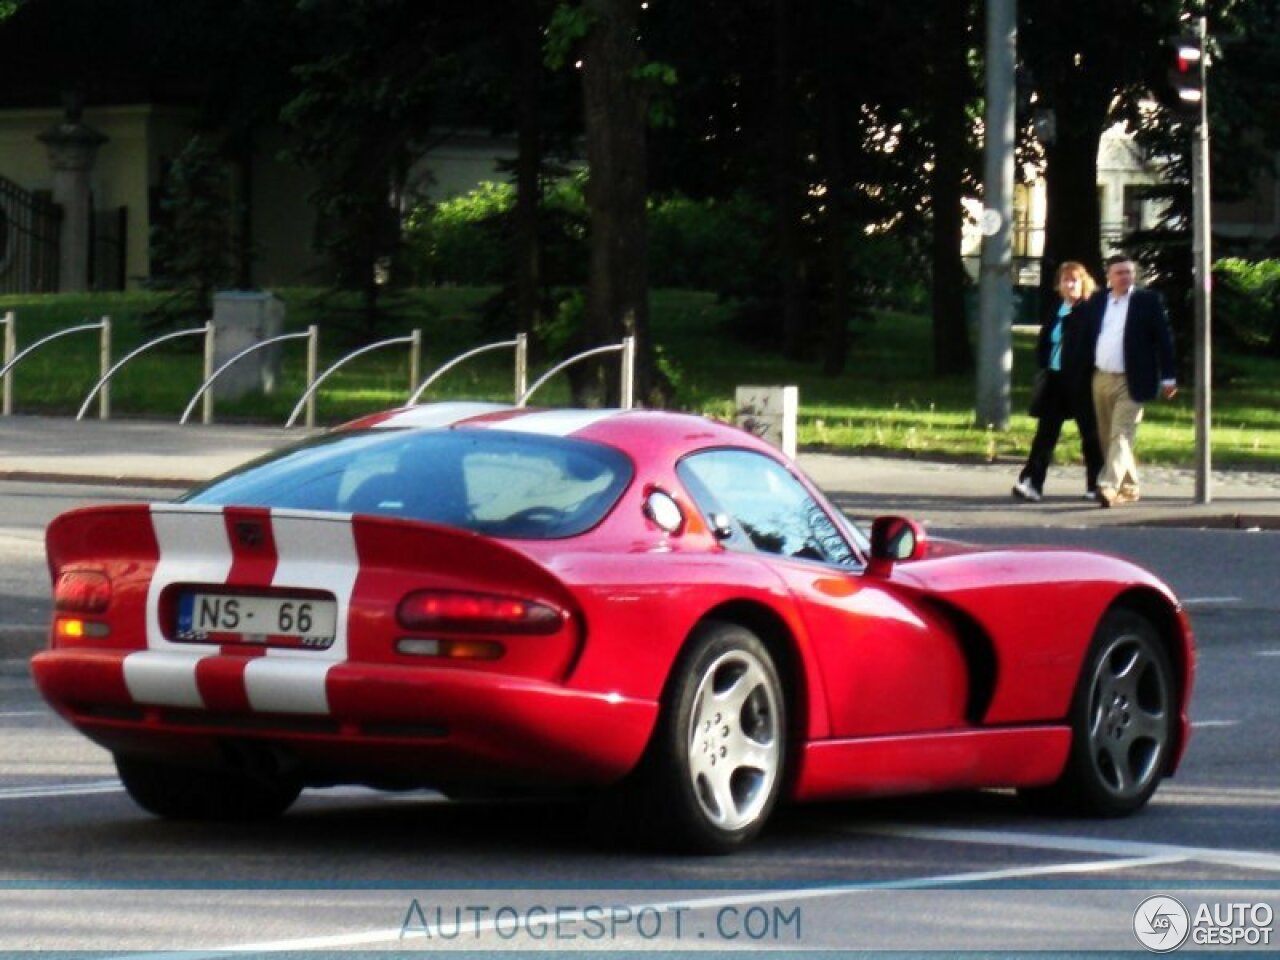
[1012,261,1103,501]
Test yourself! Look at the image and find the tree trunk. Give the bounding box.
[576,0,667,407]
[1040,105,1108,305]
[818,53,848,377]
[929,0,973,376]
[511,0,543,337]
[773,0,807,361]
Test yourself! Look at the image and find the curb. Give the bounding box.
[0,471,193,489]
[1125,514,1280,531]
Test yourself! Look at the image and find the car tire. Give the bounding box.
[1021,607,1175,817]
[631,620,787,853]
[115,753,302,821]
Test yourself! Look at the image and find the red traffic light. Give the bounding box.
[1168,34,1204,109]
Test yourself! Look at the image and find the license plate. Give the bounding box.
[176,592,337,649]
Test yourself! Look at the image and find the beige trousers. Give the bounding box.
[1092,370,1143,495]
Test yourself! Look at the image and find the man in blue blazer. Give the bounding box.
[1087,254,1178,507]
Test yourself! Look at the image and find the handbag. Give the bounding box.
[1027,369,1049,418]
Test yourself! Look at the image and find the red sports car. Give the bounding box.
[32,404,1194,852]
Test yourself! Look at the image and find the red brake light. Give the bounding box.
[55,569,111,614]
[397,590,564,635]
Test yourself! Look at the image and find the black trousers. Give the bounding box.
[1018,370,1103,493]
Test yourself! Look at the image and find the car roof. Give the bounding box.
[342,403,784,460]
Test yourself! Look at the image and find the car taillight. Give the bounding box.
[55,569,111,614]
[397,590,564,635]
[53,569,112,642]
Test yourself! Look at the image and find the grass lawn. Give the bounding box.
[1,287,1277,470]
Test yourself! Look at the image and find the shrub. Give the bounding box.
[647,193,767,291]
[1212,257,1280,353]
[403,180,768,293]
[403,182,514,286]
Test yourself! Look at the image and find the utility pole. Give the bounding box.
[1171,17,1213,503]
[977,0,1015,430]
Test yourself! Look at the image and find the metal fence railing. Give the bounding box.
[2,313,641,425]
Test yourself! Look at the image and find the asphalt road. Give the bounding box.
[1,484,1278,952]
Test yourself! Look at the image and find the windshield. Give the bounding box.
[184,429,634,540]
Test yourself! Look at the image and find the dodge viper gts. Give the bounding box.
[32,403,1194,852]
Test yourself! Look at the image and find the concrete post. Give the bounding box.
[98,316,111,420]
[37,97,107,294]
[2,312,14,416]
[514,333,528,402]
[735,385,798,460]
[305,325,318,429]
[409,329,421,396]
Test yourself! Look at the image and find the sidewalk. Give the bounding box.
[3,414,1279,529]
[0,415,308,488]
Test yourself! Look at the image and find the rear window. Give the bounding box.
[184,429,634,539]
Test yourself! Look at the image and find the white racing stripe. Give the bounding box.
[122,650,208,709]
[129,506,229,709]
[491,408,623,437]
[267,511,358,663]
[243,658,331,715]
[374,402,509,430]
[145,505,232,653]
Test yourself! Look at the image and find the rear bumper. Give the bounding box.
[31,649,657,788]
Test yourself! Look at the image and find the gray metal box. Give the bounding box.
[211,291,285,400]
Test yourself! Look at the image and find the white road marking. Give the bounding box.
[1183,596,1242,606]
[1159,784,1280,807]
[1257,650,1280,657]
[0,780,123,800]
[0,711,50,719]
[1191,719,1239,728]
[848,823,1280,873]
[0,781,444,804]
[114,853,1184,958]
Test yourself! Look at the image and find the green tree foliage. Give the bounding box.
[280,1,468,332]
[642,0,970,376]
[1122,0,1280,366]
[1213,258,1280,354]
[6,0,1280,404]
[148,135,241,324]
[1020,0,1185,300]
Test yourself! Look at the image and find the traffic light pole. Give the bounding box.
[1191,14,1212,504]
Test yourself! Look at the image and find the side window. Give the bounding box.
[678,449,855,566]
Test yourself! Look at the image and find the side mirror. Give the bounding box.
[709,511,735,542]
[867,516,927,573]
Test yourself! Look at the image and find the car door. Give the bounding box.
[677,448,969,739]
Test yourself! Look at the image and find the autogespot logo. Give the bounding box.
[1134,895,1191,952]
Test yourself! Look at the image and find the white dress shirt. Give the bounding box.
[1095,291,1130,373]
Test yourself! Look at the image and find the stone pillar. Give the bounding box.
[37,97,107,293]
